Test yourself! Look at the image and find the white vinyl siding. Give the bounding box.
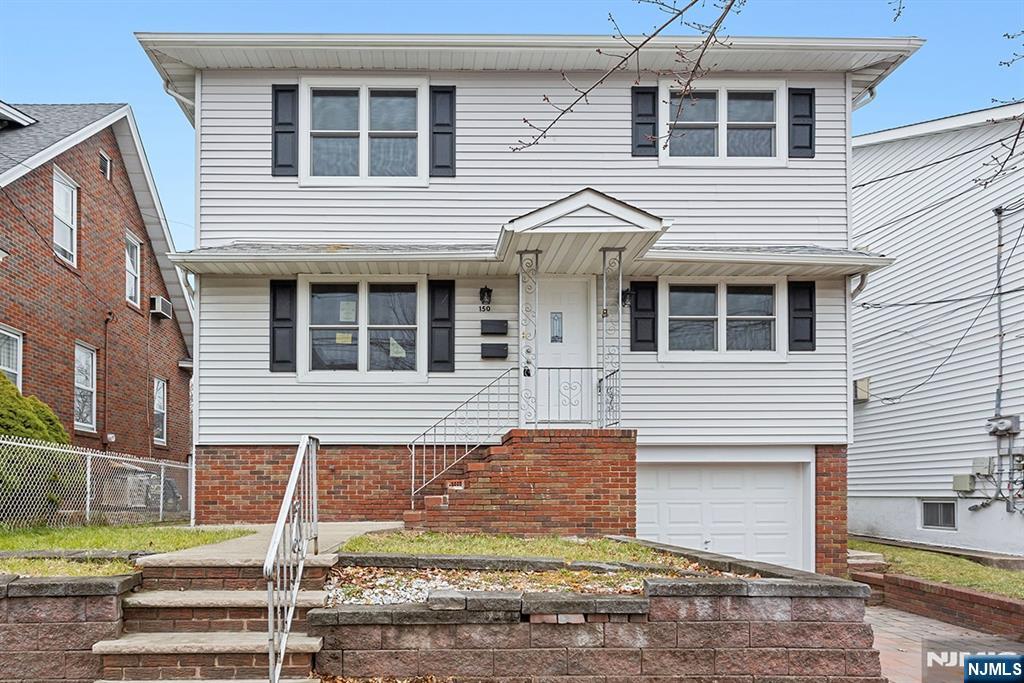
[197,70,849,247]
[0,326,23,390]
[74,343,96,431]
[195,276,848,445]
[849,116,1024,499]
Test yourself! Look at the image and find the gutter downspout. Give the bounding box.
[850,273,869,300]
[163,81,195,110]
[993,207,1005,416]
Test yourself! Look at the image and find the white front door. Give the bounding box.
[536,279,592,424]
[636,462,807,570]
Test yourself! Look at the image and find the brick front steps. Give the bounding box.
[139,563,330,591]
[405,429,638,536]
[852,571,1024,640]
[93,632,320,680]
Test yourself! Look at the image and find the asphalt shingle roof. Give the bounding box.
[0,103,125,176]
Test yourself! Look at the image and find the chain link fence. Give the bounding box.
[0,435,193,528]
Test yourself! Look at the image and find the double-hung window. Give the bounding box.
[300,78,429,186]
[0,326,23,390]
[52,166,78,265]
[153,378,167,445]
[125,233,142,306]
[74,343,96,431]
[660,80,786,165]
[660,279,785,360]
[301,276,425,380]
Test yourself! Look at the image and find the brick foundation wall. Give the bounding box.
[815,444,848,576]
[194,444,411,524]
[852,571,1024,640]
[310,583,883,680]
[0,126,191,461]
[408,428,637,536]
[0,573,137,683]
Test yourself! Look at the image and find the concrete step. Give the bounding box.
[95,632,320,680]
[93,631,322,655]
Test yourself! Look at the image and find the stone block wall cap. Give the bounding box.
[744,578,871,598]
[427,589,467,610]
[644,576,750,597]
[521,591,597,614]
[0,573,16,598]
[465,590,524,611]
[335,552,419,568]
[567,560,621,573]
[592,595,650,613]
[6,573,141,597]
[308,605,395,625]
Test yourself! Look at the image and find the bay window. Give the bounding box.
[300,276,426,379]
[300,78,428,185]
[660,80,786,165]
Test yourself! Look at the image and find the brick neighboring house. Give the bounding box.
[0,101,193,461]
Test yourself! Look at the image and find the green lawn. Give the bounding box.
[344,530,689,566]
[850,539,1024,600]
[0,525,252,553]
[0,557,136,577]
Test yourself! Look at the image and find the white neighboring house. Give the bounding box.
[849,103,1024,555]
[139,32,922,572]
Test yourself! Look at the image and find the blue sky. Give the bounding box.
[1,0,1021,250]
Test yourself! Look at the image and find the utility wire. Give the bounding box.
[858,286,1024,309]
[852,132,1021,190]
[874,218,1024,405]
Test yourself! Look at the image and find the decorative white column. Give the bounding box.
[518,250,541,427]
[600,248,624,427]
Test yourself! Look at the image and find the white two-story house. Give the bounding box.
[140,32,921,573]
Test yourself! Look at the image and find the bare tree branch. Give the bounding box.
[889,0,905,21]
[512,0,741,151]
[978,115,1024,187]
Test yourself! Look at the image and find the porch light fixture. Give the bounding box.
[479,286,493,306]
[621,288,634,308]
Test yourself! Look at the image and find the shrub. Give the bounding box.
[24,395,70,444]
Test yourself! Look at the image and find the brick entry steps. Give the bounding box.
[91,559,327,681]
[405,428,638,537]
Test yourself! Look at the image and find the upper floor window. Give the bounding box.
[125,233,142,306]
[0,325,23,391]
[153,377,167,445]
[299,78,429,186]
[52,166,78,265]
[74,343,96,431]
[99,151,113,181]
[659,80,787,167]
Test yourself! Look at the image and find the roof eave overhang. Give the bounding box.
[644,249,895,275]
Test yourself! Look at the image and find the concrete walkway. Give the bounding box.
[137,521,402,567]
[866,606,1022,683]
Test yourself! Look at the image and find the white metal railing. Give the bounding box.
[0,435,192,527]
[409,368,518,506]
[534,367,622,428]
[263,434,319,683]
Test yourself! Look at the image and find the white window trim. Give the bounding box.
[296,274,429,383]
[298,76,430,188]
[657,276,787,362]
[125,232,143,307]
[0,324,24,391]
[921,499,957,531]
[99,150,113,180]
[658,78,788,168]
[153,377,168,445]
[52,165,78,266]
[74,342,96,432]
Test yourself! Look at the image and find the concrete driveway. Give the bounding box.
[866,606,1022,682]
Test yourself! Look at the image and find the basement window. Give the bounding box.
[921,500,956,530]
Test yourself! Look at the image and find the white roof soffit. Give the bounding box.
[854,101,1024,147]
[136,33,923,124]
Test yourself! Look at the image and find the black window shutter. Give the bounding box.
[429,86,456,177]
[428,280,456,372]
[788,88,815,159]
[631,87,658,157]
[630,281,658,351]
[269,280,297,371]
[271,85,298,176]
[788,281,816,351]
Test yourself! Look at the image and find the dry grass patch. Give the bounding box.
[0,557,136,577]
[0,524,252,553]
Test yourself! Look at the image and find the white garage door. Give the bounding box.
[637,462,806,569]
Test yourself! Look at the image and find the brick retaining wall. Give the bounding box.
[310,577,884,681]
[851,571,1024,641]
[0,573,138,683]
